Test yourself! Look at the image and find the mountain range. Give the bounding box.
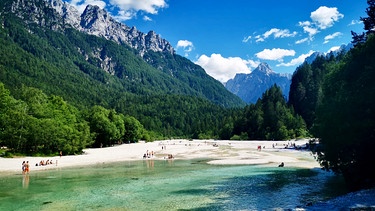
[225,43,354,104]
[225,63,291,104]
[0,0,246,108]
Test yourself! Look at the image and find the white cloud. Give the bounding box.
[69,0,106,13]
[264,28,297,39]
[176,40,194,57]
[310,6,344,30]
[242,35,252,43]
[143,16,152,21]
[68,0,167,21]
[255,35,264,43]
[304,26,319,37]
[255,48,295,61]
[252,28,297,43]
[349,20,362,26]
[277,50,315,67]
[327,46,341,53]
[298,7,343,40]
[113,10,134,21]
[295,37,309,44]
[298,21,319,37]
[195,54,259,83]
[323,32,343,44]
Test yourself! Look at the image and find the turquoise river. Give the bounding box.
[0,159,347,210]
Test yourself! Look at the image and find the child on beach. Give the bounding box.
[22,161,25,174]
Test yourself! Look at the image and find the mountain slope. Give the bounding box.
[0,0,244,108]
[0,0,245,137]
[225,63,291,104]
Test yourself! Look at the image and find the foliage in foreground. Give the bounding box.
[312,35,375,191]
[0,83,146,155]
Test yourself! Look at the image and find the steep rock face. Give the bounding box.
[47,0,81,28]
[225,63,291,104]
[9,0,174,56]
[78,4,174,56]
[9,0,64,30]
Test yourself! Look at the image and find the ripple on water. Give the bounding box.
[0,159,347,210]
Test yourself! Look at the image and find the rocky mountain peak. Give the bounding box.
[8,0,175,56]
[225,62,291,104]
[252,62,274,75]
[80,4,115,36]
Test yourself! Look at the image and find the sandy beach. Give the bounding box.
[0,139,320,173]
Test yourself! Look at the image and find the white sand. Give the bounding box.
[0,139,320,174]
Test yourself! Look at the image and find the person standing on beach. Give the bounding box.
[25,161,30,174]
[22,161,25,174]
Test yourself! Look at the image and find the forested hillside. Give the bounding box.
[0,0,246,140]
[288,52,347,129]
[288,0,375,190]
[219,85,308,141]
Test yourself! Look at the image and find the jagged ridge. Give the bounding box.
[9,0,174,56]
[225,63,291,104]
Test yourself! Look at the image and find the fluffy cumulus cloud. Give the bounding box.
[311,6,344,30]
[277,50,315,67]
[176,40,194,56]
[298,6,343,41]
[323,32,343,44]
[255,48,295,61]
[68,0,168,21]
[298,21,319,37]
[195,54,259,83]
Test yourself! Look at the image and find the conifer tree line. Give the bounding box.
[0,84,146,156]
[288,0,375,190]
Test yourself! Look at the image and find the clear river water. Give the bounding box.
[0,159,348,210]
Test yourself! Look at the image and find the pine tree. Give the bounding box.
[352,0,375,45]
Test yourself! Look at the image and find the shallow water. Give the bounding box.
[0,159,347,210]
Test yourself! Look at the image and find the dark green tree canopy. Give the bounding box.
[313,35,375,191]
[226,85,307,141]
[352,0,375,45]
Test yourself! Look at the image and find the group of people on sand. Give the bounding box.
[142,149,174,160]
[21,161,30,174]
[36,159,54,166]
[143,150,155,159]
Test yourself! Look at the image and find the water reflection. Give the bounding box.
[0,160,347,211]
[145,159,154,169]
[22,174,29,189]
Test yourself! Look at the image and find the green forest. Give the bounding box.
[287,0,375,190]
[0,0,375,191]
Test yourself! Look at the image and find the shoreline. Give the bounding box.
[0,139,320,174]
[1,139,374,210]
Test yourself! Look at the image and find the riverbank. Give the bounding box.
[1,139,374,210]
[0,139,318,173]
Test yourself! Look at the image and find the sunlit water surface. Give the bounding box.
[0,159,347,210]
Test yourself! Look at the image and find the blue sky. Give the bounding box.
[65,0,367,83]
